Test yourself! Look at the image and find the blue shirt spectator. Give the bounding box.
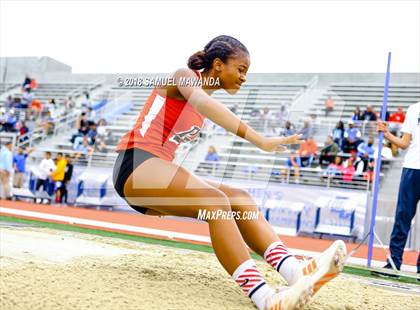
[344,122,361,141]
[357,138,376,159]
[13,153,28,173]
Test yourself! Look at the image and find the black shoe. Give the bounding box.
[371,263,400,279]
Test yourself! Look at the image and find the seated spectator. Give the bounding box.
[319,135,340,166]
[298,119,313,140]
[22,74,32,91]
[324,96,334,116]
[74,136,94,157]
[39,111,55,135]
[332,121,345,150]
[18,121,29,143]
[4,110,17,132]
[342,157,356,183]
[389,106,405,124]
[343,120,362,152]
[5,95,13,108]
[229,103,239,114]
[362,105,378,121]
[20,88,33,109]
[357,137,375,165]
[323,155,344,179]
[0,108,6,131]
[195,146,220,174]
[343,153,365,177]
[77,113,89,135]
[351,106,363,122]
[297,136,317,167]
[282,120,295,136]
[64,96,75,110]
[81,92,92,111]
[282,151,302,184]
[87,123,98,145]
[45,98,56,114]
[96,119,110,142]
[95,140,108,153]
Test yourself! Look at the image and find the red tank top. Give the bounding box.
[116,73,205,161]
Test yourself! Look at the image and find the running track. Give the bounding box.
[0,200,418,272]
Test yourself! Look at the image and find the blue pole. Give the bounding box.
[367,52,392,267]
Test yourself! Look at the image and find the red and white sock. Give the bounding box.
[264,241,303,285]
[232,259,274,310]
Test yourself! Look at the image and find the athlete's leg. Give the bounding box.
[203,179,347,294]
[204,179,303,285]
[123,158,313,309]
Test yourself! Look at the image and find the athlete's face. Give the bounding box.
[218,52,250,94]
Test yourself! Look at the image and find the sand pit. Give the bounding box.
[0,226,419,310]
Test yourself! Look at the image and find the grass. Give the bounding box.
[1,215,418,285]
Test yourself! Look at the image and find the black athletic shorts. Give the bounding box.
[113,148,157,214]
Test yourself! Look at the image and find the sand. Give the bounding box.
[0,227,419,310]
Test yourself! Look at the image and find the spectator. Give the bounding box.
[60,154,74,204]
[324,96,334,116]
[282,121,295,137]
[81,92,92,111]
[297,136,317,167]
[229,103,239,114]
[332,121,345,150]
[0,141,13,199]
[87,123,98,145]
[389,106,406,124]
[22,75,32,91]
[195,146,220,174]
[13,147,33,188]
[95,140,108,153]
[351,106,363,122]
[342,157,356,183]
[283,151,302,184]
[77,113,89,135]
[20,88,34,109]
[357,136,375,164]
[45,98,56,114]
[64,96,75,110]
[35,152,56,193]
[319,135,340,166]
[343,120,362,152]
[0,108,7,131]
[19,121,29,143]
[298,119,313,140]
[4,110,17,132]
[74,136,94,157]
[362,105,378,121]
[51,153,67,203]
[323,155,344,179]
[5,95,13,108]
[39,111,55,135]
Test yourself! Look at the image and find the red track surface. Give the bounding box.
[0,199,417,266]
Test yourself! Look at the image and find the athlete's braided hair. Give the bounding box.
[187,35,249,71]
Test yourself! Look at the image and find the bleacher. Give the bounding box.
[308,83,420,123]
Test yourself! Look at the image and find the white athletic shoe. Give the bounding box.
[264,276,313,310]
[301,240,347,294]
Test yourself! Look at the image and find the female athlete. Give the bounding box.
[113,35,346,310]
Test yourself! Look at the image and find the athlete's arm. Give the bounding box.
[377,120,411,149]
[174,68,303,152]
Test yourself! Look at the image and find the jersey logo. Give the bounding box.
[169,125,201,145]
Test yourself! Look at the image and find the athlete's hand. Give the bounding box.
[259,134,304,153]
[377,120,389,135]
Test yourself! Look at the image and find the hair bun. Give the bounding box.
[187,50,207,70]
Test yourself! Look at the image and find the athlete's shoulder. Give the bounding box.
[172,68,201,80]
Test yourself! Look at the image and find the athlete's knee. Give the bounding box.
[199,189,232,213]
[228,188,258,212]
